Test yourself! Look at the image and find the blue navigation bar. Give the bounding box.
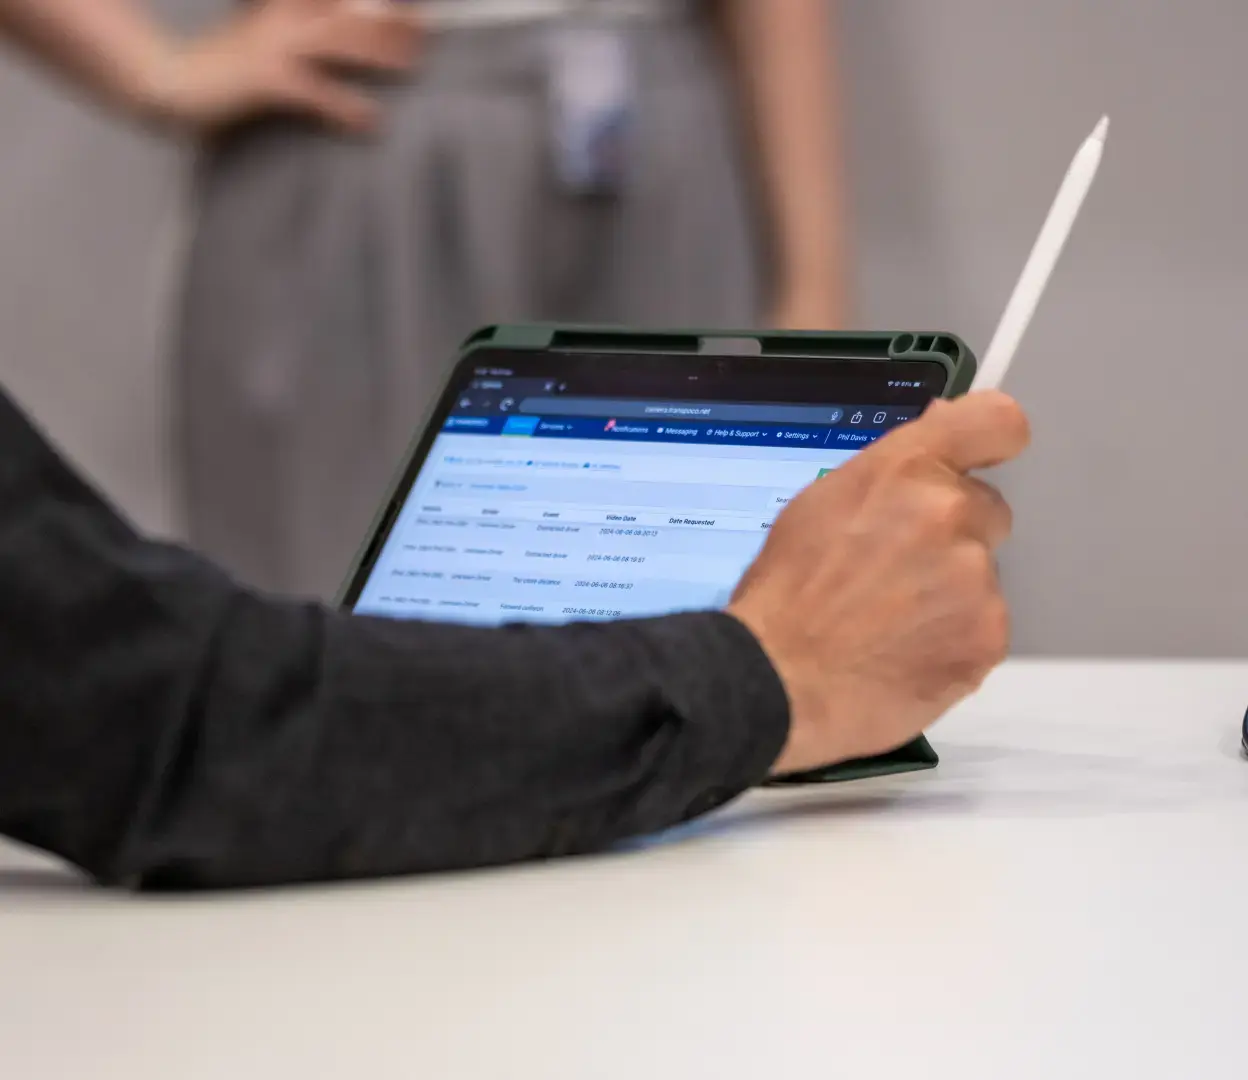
[442,413,901,449]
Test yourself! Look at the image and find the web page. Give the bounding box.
[353,399,918,625]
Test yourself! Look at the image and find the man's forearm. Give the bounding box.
[0,0,174,118]
[0,389,789,889]
[716,0,851,320]
[130,603,790,889]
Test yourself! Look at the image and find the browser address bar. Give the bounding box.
[517,398,847,425]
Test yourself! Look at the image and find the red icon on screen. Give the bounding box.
[604,419,617,431]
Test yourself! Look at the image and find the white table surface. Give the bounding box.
[3,660,1247,1079]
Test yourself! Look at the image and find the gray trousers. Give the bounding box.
[175,13,762,601]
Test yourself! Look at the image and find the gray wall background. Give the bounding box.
[0,0,1244,656]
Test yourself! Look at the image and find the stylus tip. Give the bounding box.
[1092,115,1109,143]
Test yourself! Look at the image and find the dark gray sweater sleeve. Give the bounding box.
[0,390,790,889]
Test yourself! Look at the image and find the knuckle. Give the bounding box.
[975,596,1012,665]
[990,484,1015,534]
[971,478,1014,539]
[946,596,1009,690]
[887,447,933,478]
[918,483,969,535]
[949,541,996,593]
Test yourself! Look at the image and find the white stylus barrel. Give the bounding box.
[973,116,1108,391]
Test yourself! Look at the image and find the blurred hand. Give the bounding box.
[141,0,421,135]
[728,392,1030,775]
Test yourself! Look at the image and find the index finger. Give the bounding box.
[306,12,421,70]
[885,392,1031,473]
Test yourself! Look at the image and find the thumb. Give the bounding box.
[884,392,1030,474]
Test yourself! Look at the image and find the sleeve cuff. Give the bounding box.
[628,610,792,820]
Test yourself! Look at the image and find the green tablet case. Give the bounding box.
[339,323,978,787]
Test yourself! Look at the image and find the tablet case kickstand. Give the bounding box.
[763,736,940,787]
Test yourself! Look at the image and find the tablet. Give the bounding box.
[339,325,977,784]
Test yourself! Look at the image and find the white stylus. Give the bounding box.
[972,115,1109,391]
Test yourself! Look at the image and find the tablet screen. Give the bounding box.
[345,349,948,624]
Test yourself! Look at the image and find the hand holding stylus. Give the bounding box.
[732,391,1031,776]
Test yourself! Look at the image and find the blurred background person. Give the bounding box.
[1,0,850,600]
